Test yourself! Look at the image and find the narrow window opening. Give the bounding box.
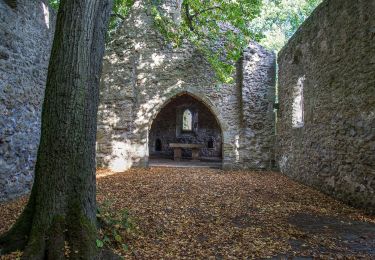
[182,109,193,131]
[155,138,162,151]
[207,138,214,149]
[292,76,305,128]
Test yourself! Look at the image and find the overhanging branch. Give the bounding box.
[111,12,125,20]
[191,6,223,18]
[184,3,194,31]
[5,0,17,8]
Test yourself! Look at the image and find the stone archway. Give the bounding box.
[147,91,226,166]
[145,90,228,134]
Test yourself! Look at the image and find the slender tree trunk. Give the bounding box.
[0,0,113,259]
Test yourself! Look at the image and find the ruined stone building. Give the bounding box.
[0,0,374,213]
[96,0,276,171]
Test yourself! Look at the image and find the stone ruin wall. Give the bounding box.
[277,0,375,213]
[0,0,275,201]
[241,43,276,168]
[97,0,276,171]
[0,0,373,217]
[0,0,55,201]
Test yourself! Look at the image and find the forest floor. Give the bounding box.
[1,168,375,259]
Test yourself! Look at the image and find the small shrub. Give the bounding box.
[96,200,138,254]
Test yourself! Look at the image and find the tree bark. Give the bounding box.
[0,0,113,259]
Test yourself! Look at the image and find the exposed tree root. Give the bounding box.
[0,192,35,254]
[1,209,120,259]
[19,213,97,259]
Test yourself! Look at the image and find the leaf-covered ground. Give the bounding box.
[1,168,375,259]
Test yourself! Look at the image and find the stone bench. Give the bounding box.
[169,143,204,161]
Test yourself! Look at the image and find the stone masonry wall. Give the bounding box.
[277,0,375,213]
[97,0,276,171]
[97,0,240,170]
[0,0,55,201]
[241,42,276,169]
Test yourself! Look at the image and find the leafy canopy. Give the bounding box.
[48,0,322,82]
[149,0,321,82]
[249,0,323,51]
[151,0,262,83]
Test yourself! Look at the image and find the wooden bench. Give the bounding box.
[169,143,204,161]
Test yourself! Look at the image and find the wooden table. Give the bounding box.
[169,143,204,161]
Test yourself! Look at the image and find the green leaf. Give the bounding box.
[115,234,123,242]
[96,239,104,248]
[103,235,111,243]
[122,243,129,251]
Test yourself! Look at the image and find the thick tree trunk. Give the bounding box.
[0,0,113,259]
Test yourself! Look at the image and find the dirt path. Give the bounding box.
[1,168,374,259]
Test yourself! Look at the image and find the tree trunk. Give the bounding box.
[0,0,113,259]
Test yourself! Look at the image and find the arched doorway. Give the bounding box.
[148,93,223,165]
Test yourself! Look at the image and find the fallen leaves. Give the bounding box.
[0,251,22,260]
[1,168,375,259]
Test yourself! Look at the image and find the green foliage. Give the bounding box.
[48,0,321,81]
[151,6,184,47]
[48,0,59,9]
[150,0,262,83]
[96,200,137,253]
[150,0,322,81]
[95,239,104,248]
[109,0,135,34]
[249,0,323,51]
[180,0,262,83]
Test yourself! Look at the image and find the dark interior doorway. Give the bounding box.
[149,94,222,162]
[155,138,162,151]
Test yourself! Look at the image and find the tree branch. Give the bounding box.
[191,6,223,18]
[184,3,195,31]
[4,0,17,8]
[111,12,125,20]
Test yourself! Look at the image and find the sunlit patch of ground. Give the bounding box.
[1,168,374,259]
